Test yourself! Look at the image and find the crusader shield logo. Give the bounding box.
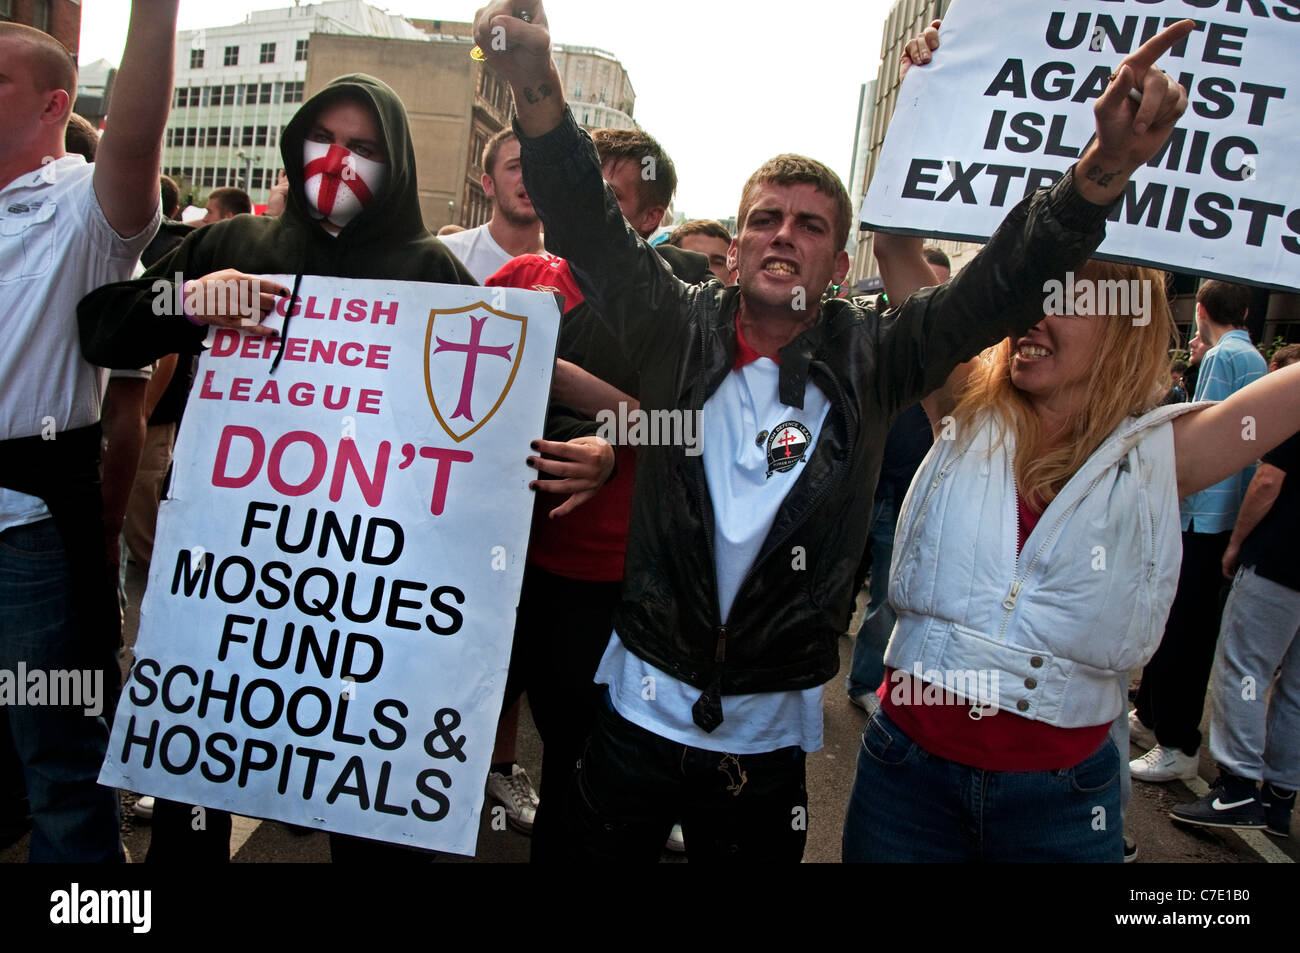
[766,421,812,478]
[424,302,527,442]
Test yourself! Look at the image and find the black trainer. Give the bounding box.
[1170,771,1266,831]
[1260,782,1295,838]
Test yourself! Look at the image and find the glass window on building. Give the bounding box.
[190,49,205,70]
[254,126,268,147]
[242,126,254,147]
[207,126,219,146]
[258,83,273,105]
[295,39,309,62]
[223,45,238,67]
[284,81,304,103]
[185,127,197,147]
[201,86,212,107]
[273,82,283,105]
[219,127,232,146]
[259,42,276,64]
[165,128,174,148]
[222,85,236,106]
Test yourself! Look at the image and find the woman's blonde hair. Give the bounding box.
[953,259,1176,511]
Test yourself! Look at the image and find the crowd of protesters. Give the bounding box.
[2,0,1299,865]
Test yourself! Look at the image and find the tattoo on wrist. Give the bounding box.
[522,83,553,105]
[1084,164,1120,188]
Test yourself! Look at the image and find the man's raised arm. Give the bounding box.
[94,0,179,238]
[473,2,564,138]
[473,2,691,368]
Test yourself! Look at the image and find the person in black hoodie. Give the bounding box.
[81,74,475,365]
[79,73,614,862]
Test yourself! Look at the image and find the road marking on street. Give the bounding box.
[229,815,262,859]
[1184,776,1292,864]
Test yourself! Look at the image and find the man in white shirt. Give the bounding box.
[0,6,175,862]
[438,128,544,282]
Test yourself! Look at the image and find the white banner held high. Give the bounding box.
[100,278,560,857]
[863,0,1300,292]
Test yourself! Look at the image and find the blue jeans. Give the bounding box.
[847,496,896,698]
[842,708,1122,862]
[0,519,122,862]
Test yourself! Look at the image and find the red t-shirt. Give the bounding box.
[878,490,1111,770]
[486,254,634,582]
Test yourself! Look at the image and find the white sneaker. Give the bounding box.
[1130,745,1198,783]
[130,795,155,820]
[485,765,538,834]
[850,692,881,715]
[1127,710,1157,751]
[665,822,685,853]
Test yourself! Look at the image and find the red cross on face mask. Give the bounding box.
[302,140,386,231]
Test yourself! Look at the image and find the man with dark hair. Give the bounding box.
[921,245,951,281]
[1133,278,1268,782]
[200,185,252,226]
[439,127,544,281]
[0,6,176,863]
[668,220,732,285]
[159,175,180,220]
[1194,278,1251,330]
[589,127,678,238]
[476,0,1191,861]
[64,113,100,161]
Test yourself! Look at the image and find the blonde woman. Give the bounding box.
[843,246,1300,861]
[841,21,1300,862]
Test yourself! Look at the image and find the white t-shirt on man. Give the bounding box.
[596,353,832,754]
[0,156,159,530]
[437,223,513,284]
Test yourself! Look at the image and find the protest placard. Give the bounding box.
[863,0,1299,292]
[99,277,560,857]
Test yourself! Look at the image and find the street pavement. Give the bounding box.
[3,563,1295,864]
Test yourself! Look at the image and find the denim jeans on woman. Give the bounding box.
[842,707,1122,862]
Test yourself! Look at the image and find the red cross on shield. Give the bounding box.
[424,302,527,442]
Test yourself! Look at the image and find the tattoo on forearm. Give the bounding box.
[1084,164,1120,188]
[521,83,553,105]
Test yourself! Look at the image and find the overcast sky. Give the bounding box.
[78,0,895,222]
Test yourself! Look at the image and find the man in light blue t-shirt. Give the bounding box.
[1133,280,1267,783]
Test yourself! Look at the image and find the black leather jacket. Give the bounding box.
[519,109,1114,729]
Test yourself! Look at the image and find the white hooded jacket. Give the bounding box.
[884,401,1205,728]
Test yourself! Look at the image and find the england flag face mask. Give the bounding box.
[302,140,387,231]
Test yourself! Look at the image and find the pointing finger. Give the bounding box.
[1123,18,1196,73]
